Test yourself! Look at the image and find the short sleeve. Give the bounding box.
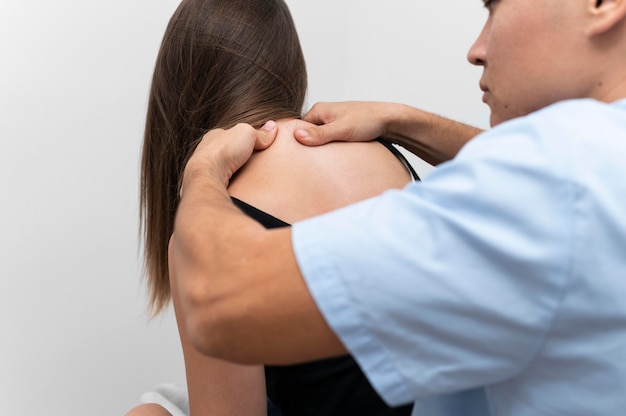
[291,121,574,405]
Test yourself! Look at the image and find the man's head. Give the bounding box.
[468,0,626,126]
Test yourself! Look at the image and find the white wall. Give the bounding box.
[0,1,488,415]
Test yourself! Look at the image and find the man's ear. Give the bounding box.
[588,0,626,37]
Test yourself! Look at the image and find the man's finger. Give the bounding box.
[301,102,330,125]
[294,125,333,146]
[256,120,278,150]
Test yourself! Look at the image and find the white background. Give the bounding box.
[0,1,488,415]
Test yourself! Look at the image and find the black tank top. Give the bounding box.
[231,140,417,416]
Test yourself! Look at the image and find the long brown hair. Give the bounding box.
[140,0,307,315]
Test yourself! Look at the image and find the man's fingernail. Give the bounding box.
[295,129,309,138]
[262,120,277,131]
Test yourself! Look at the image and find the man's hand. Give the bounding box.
[295,101,483,165]
[294,101,395,146]
[182,121,278,194]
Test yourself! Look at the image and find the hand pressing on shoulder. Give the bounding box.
[181,121,279,195]
[294,101,397,146]
[295,101,483,165]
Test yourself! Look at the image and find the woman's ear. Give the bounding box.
[587,0,626,37]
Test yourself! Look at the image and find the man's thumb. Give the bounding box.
[256,120,278,150]
[294,125,332,146]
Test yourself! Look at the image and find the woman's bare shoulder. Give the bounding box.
[228,119,412,223]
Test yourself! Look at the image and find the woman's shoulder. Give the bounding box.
[228,119,412,223]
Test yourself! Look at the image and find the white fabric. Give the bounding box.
[140,383,189,416]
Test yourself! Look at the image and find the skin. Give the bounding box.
[132,119,413,415]
[294,101,484,166]
[171,119,414,364]
[229,119,413,223]
[170,121,344,365]
[468,0,626,126]
[170,0,626,365]
[171,262,268,416]
[294,0,626,150]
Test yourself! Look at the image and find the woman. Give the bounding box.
[128,0,418,414]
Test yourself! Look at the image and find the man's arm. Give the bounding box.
[295,101,484,165]
[169,123,346,365]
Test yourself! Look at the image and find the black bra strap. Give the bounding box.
[232,140,419,228]
[231,197,290,228]
[375,138,420,181]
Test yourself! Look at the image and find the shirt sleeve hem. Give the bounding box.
[292,222,416,406]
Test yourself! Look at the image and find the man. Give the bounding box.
[169,0,626,414]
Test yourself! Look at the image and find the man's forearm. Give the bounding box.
[385,104,484,165]
[171,181,344,363]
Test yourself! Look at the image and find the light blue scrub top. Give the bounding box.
[292,98,626,415]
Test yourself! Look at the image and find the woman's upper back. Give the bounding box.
[228,119,413,223]
[227,118,416,416]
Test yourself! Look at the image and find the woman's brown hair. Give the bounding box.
[140,0,307,314]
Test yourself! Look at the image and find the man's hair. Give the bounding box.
[140,0,307,314]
